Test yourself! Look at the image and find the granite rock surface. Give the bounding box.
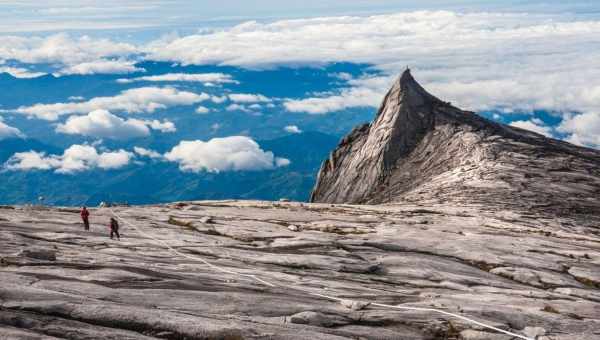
[1,200,599,339]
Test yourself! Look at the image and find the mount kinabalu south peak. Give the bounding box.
[2,71,600,340]
[311,69,600,215]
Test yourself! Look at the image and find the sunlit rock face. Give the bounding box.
[310,70,600,219]
[1,200,599,340]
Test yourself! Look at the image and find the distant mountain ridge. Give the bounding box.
[0,138,60,163]
[0,132,339,205]
[311,70,600,218]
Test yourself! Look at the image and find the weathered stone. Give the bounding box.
[523,327,546,339]
[1,201,598,339]
[340,299,370,311]
[199,216,213,224]
[289,311,349,327]
[17,247,56,261]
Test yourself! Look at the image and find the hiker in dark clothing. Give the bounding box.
[109,217,121,240]
[81,207,90,230]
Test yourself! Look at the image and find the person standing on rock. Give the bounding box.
[80,206,90,231]
[109,217,121,240]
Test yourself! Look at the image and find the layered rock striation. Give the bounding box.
[1,201,599,339]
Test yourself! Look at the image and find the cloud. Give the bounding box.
[0,33,137,66]
[510,119,553,137]
[0,118,24,140]
[133,146,162,159]
[228,93,271,103]
[58,59,144,75]
[117,72,237,85]
[284,79,382,114]
[0,66,45,78]
[331,72,353,81]
[195,106,210,114]
[284,125,302,134]
[4,144,132,174]
[16,87,209,120]
[2,10,600,146]
[164,136,290,173]
[56,109,175,139]
[225,103,251,112]
[557,112,600,147]
[144,12,600,145]
[211,96,228,104]
[146,119,176,133]
[0,34,144,76]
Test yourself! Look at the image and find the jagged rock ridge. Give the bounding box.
[310,70,600,217]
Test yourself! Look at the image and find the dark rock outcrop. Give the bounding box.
[310,70,600,218]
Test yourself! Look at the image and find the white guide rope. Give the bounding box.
[108,208,534,340]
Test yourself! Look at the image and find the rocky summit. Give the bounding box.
[310,70,600,219]
[1,71,600,340]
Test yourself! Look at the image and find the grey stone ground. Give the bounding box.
[1,200,598,339]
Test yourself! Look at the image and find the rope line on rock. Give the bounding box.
[108,207,534,340]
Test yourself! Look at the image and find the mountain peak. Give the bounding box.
[311,71,600,218]
[396,68,429,95]
[380,68,444,113]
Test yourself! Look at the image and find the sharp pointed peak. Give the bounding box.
[385,68,444,106]
[395,67,424,90]
[398,67,414,85]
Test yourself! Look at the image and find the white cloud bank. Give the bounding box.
[558,112,600,147]
[0,118,24,140]
[144,11,600,147]
[3,136,289,174]
[164,136,290,173]
[59,59,144,75]
[0,66,45,78]
[228,93,271,103]
[16,87,209,120]
[510,119,553,137]
[2,11,600,147]
[56,109,176,139]
[4,144,132,174]
[117,72,237,85]
[133,146,162,159]
[284,77,383,114]
[0,33,139,76]
[0,33,137,65]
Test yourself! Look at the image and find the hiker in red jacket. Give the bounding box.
[80,206,90,231]
[109,217,121,240]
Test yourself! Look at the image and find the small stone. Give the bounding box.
[199,216,213,224]
[523,327,546,338]
[288,225,300,232]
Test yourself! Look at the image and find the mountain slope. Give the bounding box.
[2,200,599,340]
[310,70,600,217]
